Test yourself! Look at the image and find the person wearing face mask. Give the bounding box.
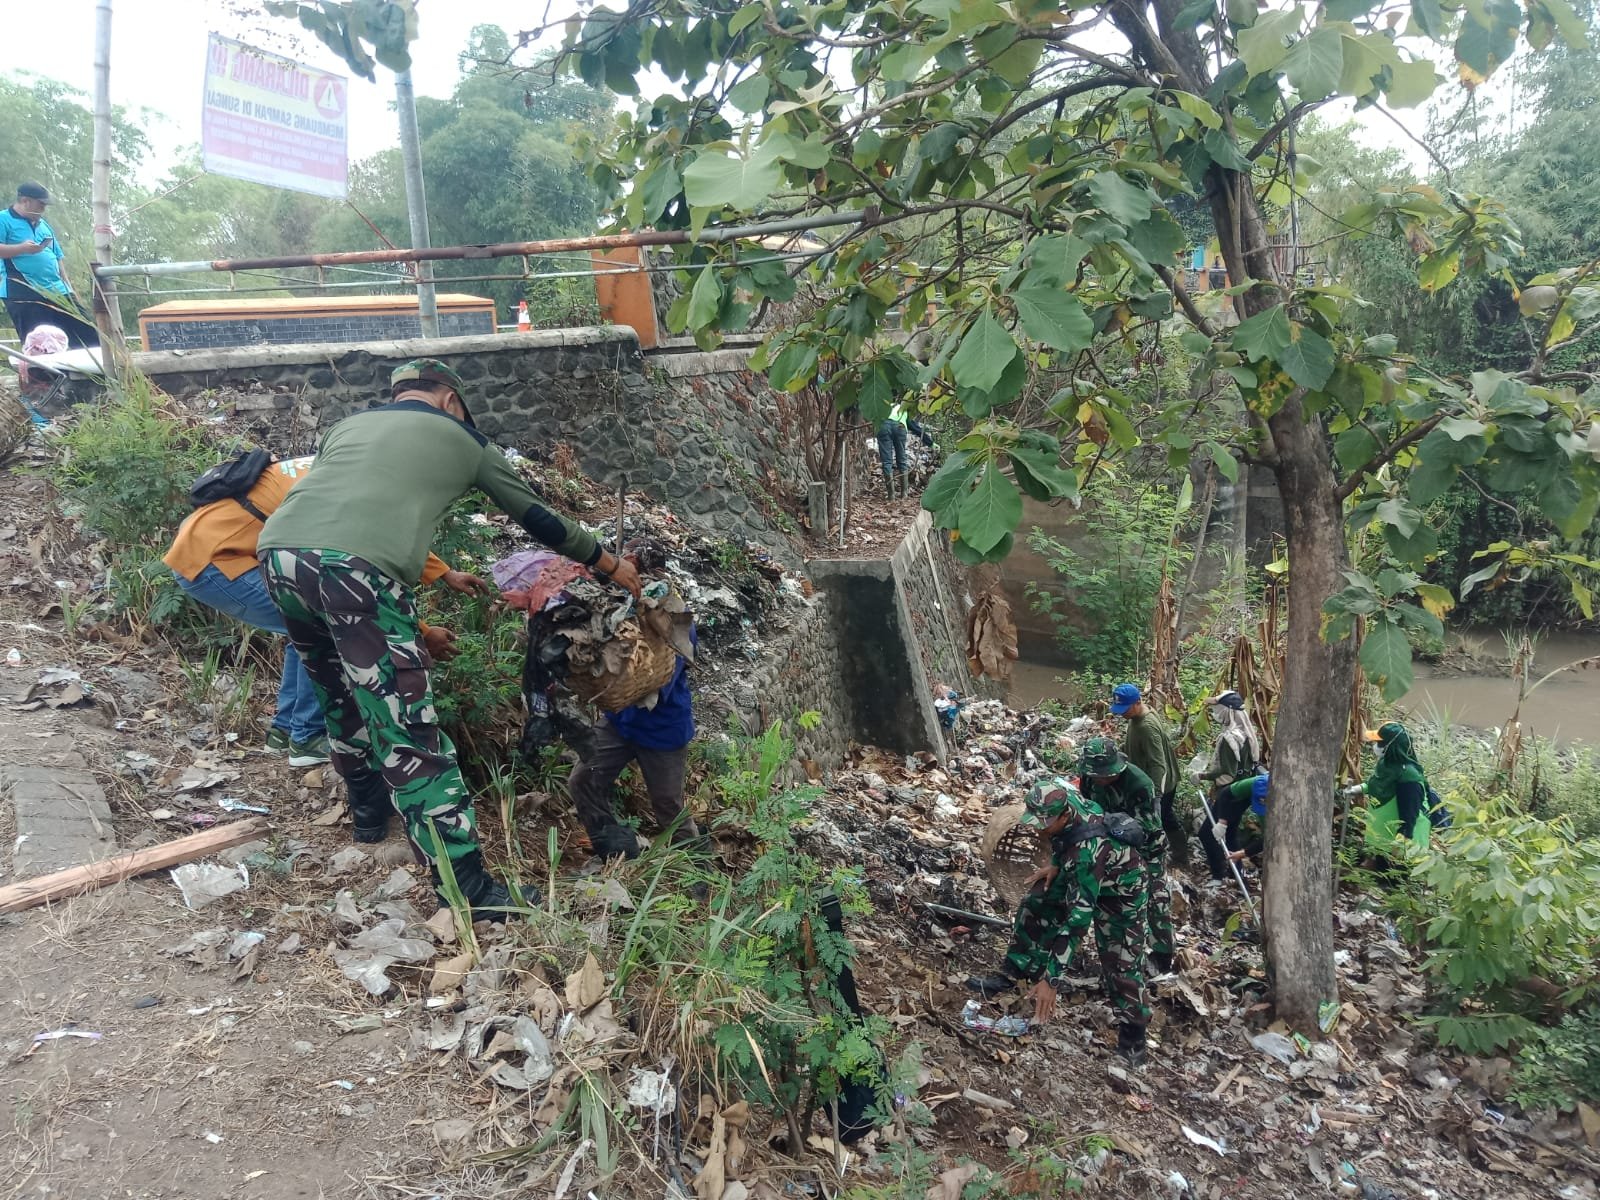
[1345,722,1435,851]
[1193,690,1265,883]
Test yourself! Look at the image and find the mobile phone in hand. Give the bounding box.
[40,236,54,250]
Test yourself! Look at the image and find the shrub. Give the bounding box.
[1509,1007,1600,1112]
[52,373,217,547]
[1396,798,1600,1051]
[1024,482,1189,679]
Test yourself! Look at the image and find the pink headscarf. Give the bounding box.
[18,325,68,385]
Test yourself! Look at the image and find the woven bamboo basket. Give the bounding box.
[0,386,32,462]
[980,802,1052,909]
[566,618,681,713]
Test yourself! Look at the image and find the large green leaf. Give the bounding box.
[1454,0,1520,83]
[1237,6,1304,77]
[1012,286,1094,353]
[1233,305,1293,362]
[1375,497,1424,537]
[683,149,782,210]
[1278,322,1336,390]
[728,75,770,114]
[922,451,979,526]
[1385,58,1439,107]
[1359,618,1414,701]
[1086,172,1153,226]
[1126,211,1188,264]
[957,464,1022,554]
[1008,445,1079,501]
[1282,25,1345,99]
[686,265,722,329]
[950,309,1019,393]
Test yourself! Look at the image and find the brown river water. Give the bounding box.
[1005,630,1600,747]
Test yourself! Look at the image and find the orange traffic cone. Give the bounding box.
[516,300,530,331]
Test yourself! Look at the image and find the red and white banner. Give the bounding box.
[202,34,348,200]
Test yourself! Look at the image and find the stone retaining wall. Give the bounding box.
[131,329,808,564]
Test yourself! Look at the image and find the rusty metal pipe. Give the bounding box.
[93,208,869,279]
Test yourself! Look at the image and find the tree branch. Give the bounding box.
[1333,412,1446,502]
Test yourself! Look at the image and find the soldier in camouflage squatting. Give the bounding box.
[258,359,642,920]
[966,777,1152,1065]
[1078,735,1174,975]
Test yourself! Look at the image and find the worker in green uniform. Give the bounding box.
[965,777,1151,1064]
[1199,772,1269,876]
[1347,722,1433,852]
[258,358,642,920]
[1077,736,1172,974]
[1110,683,1188,864]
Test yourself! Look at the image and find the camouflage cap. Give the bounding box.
[1018,777,1096,827]
[1078,736,1128,778]
[390,358,475,426]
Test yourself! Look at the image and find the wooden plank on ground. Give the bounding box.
[0,817,270,913]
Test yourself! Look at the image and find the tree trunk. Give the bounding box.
[1208,169,1347,1032]
[1259,398,1350,1029]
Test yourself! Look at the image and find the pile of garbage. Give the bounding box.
[791,694,1600,1199]
[805,698,1099,920]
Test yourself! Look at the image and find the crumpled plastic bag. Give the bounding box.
[331,918,436,996]
[170,862,249,909]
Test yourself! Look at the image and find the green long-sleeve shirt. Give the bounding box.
[1122,712,1180,797]
[259,400,600,585]
[1080,762,1161,842]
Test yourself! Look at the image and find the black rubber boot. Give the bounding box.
[1150,951,1174,976]
[1117,1023,1148,1067]
[896,470,909,499]
[346,768,393,844]
[591,824,642,862]
[881,468,895,499]
[964,972,1018,999]
[436,850,538,923]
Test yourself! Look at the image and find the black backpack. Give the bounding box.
[190,449,274,521]
[1055,812,1147,851]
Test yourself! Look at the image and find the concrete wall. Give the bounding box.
[131,328,810,565]
[705,592,851,771]
[810,511,979,759]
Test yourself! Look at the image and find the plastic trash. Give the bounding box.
[170,862,249,909]
[961,999,1030,1037]
[217,797,270,814]
[1249,1030,1299,1063]
[33,1029,103,1043]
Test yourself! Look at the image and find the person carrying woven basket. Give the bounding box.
[258,358,641,921]
[566,610,702,862]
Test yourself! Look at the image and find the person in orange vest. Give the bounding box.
[515,300,531,331]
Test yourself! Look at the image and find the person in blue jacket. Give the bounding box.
[567,624,701,860]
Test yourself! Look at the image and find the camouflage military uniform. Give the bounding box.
[1000,782,1151,1031]
[261,548,478,862]
[1080,743,1173,968]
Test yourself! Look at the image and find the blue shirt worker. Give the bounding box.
[567,628,701,861]
[0,182,98,348]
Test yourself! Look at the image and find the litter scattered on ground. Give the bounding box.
[170,862,249,909]
[32,1029,103,1043]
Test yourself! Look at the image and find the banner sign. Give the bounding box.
[202,34,349,200]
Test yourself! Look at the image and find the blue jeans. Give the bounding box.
[877,420,908,474]
[174,564,326,742]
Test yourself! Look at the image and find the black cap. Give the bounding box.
[16,182,50,205]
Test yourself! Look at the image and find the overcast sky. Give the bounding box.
[28,1,1490,198]
[35,0,569,165]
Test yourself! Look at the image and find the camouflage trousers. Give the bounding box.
[1144,835,1174,963]
[260,548,479,863]
[1003,885,1151,1029]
